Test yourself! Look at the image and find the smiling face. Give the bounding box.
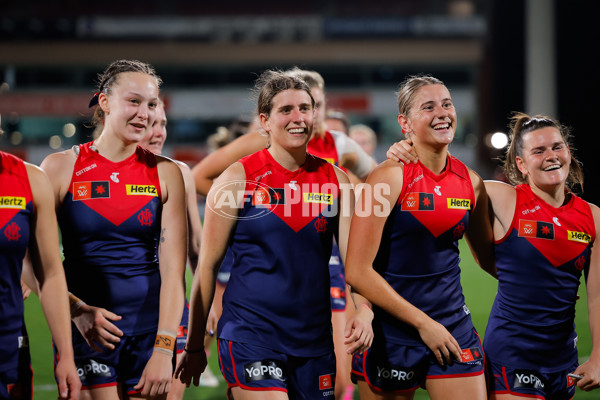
[398,83,456,149]
[140,103,167,154]
[516,126,571,192]
[99,71,159,145]
[260,89,314,151]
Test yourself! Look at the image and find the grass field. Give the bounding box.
[24,241,598,399]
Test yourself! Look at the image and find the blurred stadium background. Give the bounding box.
[2,0,599,398]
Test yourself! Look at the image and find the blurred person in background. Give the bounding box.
[349,124,378,158]
[325,109,351,135]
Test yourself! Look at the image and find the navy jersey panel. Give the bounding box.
[373,156,475,345]
[0,152,33,372]
[218,149,337,357]
[59,143,162,335]
[485,184,595,371]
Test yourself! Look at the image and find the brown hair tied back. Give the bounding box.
[90,59,162,127]
[503,112,584,192]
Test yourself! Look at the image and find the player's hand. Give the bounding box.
[134,351,173,399]
[573,358,600,391]
[175,348,208,387]
[72,304,123,353]
[343,304,374,355]
[386,137,418,164]
[205,306,218,338]
[417,318,462,366]
[21,280,32,300]
[55,357,81,400]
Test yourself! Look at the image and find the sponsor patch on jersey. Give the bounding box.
[72,181,110,201]
[513,369,545,390]
[401,192,434,211]
[319,374,334,390]
[244,360,285,382]
[126,184,158,196]
[304,192,333,204]
[567,230,592,244]
[447,198,471,210]
[252,187,286,205]
[459,347,483,363]
[0,196,25,209]
[518,220,554,240]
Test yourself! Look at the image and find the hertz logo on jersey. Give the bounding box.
[567,230,592,244]
[126,185,158,196]
[0,196,25,209]
[304,193,333,204]
[447,198,471,210]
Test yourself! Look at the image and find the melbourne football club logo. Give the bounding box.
[4,222,21,241]
[138,208,154,226]
[314,216,328,233]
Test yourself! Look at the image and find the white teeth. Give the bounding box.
[434,123,449,130]
[544,165,560,171]
[289,128,304,134]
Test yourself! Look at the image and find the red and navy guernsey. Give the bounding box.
[218,149,339,357]
[58,142,162,335]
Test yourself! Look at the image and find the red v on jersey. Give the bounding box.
[67,143,161,227]
[511,184,595,268]
[243,149,338,233]
[399,158,474,238]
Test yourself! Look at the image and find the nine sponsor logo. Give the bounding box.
[244,360,285,383]
[126,184,158,196]
[0,196,25,209]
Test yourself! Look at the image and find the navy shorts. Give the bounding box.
[487,359,578,400]
[0,343,32,400]
[62,329,174,395]
[351,327,484,393]
[218,339,336,400]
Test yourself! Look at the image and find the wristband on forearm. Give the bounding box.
[68,292,85,316]
[154,329,176,356]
